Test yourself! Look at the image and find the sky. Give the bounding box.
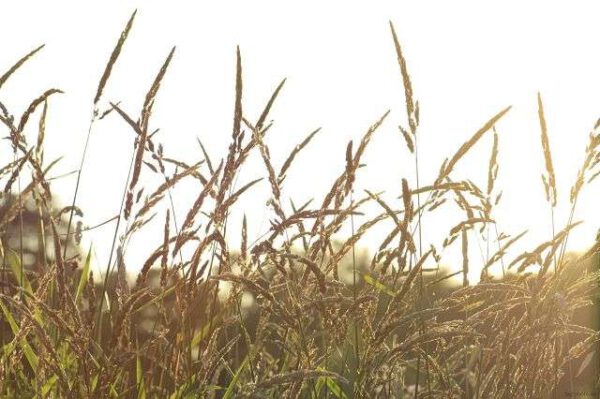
[2,1,600,283]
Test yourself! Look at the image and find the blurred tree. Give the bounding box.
[0,194,81,282]
[0,193,82,345]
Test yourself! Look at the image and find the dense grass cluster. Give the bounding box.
[1,11,599,398]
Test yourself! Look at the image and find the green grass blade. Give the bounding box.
[75,245,92,302]
[40,375,59,397]
[6,249,33,295]
[325,376,348,399]
[136,351,146,399]
[223,356,248,399]
[0,298,38,370]
[363,274,395,297]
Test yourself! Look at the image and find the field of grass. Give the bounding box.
[1,11,600,398]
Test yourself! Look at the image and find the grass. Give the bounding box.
[1,11,600,398]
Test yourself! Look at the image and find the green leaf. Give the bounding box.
[134,285,176,314]
[0,298,38,369]
[41,375,59,397]
[75,245,93,302]
[136,351,146,399]
[315,367,348,399]
[363,274,395,297]
[313,376,325,398]
[190,323,211,349]
[6,249,45,326]
[7,249,33,295]
[325,376,348,399]
[223,356,248,399]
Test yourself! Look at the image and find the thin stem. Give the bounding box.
[551,206,556,273]
[15,153,24,300]
[557,198,578,267]
[350,191,360,383]
[95,146,135,342]
[413,129,431,398]
[63,110,97,259]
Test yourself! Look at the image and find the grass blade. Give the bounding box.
[75,245,92,302]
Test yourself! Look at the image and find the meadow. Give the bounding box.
[1,11,599,398]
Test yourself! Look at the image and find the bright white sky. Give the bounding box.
[2,1,600,282]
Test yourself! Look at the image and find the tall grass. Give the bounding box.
[0,12,599,398]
